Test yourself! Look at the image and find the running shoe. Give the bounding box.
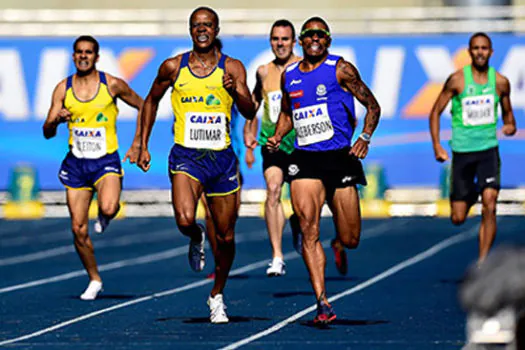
[313,299,337,325]
[208,294,229,324]
[331,238,348,276]
[266,257,286,277]
[80,280,103,300]
[94,213,110,234]
[188,224,206,272]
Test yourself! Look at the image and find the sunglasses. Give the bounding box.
[300,28,331,40]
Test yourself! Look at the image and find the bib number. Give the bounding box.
[184,112,227,149]
[71,127,106,159]
[292,103,334,146]
[267,90,282,123]
[462,94,495,126]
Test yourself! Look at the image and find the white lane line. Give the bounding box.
[0,220,157,248]
[0,221,64,241]
[0,228,177,266]
[0,221,399,346]
[219,225,479,350]
[0,227,273,293]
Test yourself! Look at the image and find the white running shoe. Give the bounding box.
[94,213,110,235]
[188,224,206,272]
[80,280,103,300]
[207,294,229,324]
[266,257,286,277]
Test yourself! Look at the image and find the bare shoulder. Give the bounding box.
[53,78,68,97]
[495,71,510,95]
[495,71,510,86]
[443,69,464,92]
[335,58,360,82]
[256,63,269,80]
[104,72,127,88]
[162,55,182,72]
[225,56,246,73]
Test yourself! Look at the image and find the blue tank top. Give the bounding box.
[284,54,356,151]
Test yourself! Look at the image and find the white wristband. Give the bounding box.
[359,132,371,143]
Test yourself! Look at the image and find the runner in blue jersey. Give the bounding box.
[268,17,381,325]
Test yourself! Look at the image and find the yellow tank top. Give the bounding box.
[171,52,234,150]
[64,72,119,159]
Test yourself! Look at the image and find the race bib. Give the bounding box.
[292,103,334,146]
[267,90,282,123]
[71,127,106,159]
[184,112,227,149]
[462,94,495,126]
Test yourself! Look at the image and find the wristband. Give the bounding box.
[358,132,371,143]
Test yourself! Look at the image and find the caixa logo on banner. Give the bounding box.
[0,36,523,123]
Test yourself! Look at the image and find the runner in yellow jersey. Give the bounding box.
[43,35,143,300]
[138,7,255,324]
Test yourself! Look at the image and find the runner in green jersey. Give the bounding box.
[429,32,516,264]
[244,20,302,276]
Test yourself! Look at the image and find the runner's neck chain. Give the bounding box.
[193,48,218,70]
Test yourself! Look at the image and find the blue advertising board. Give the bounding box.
[0,34,523,190]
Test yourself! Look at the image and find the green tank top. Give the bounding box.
[258,90,296,154]
[450,65,499,153]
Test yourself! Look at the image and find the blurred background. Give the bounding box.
[0,0,523,218]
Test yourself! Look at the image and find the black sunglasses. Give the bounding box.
[300,28,331,40]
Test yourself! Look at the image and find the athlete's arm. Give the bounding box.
[43,80,69,139]
[267,71,293,151]
[497,74,517,136]
[429,72,460,162]
[108,75,145,163]
[224,58,256,121]
[337,59,381,159]
[138,58,179,172]
[244,66,263,148]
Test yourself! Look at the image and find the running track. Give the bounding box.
[1,217,524,349]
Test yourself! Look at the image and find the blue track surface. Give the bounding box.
[1,217,524,349]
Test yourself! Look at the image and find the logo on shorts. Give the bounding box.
[175,163,187,171]
[316,84,327,96]
[288,164,299,176]
[228,174,238,182]
[342,176,354,184]
[104,166,120,172]
[59,170,69,179]
[486,177,496,183]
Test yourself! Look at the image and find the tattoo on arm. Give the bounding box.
[339,61,380,133]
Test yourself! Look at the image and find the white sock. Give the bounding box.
[80,280,103,300]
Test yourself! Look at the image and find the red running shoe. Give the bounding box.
[313,300,337,325]
[331,239,348,276]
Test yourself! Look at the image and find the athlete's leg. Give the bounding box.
[207,191,239,296]
[326,186,360,276]
[450,152,477,225]
[329,186,361,248]
[171,173,204,241]
[172,173,206,272]
[478,188,499,262]
[201,194,217,256]
[201,187,241,263]
[94,175,121,233]
[66,189,98,281]
[264,166,286,259]
[291,179,327,301]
